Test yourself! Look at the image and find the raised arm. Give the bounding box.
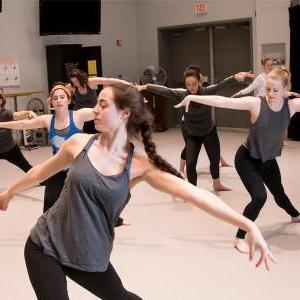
[142,166,275,270]
[73,108,95,129]
[0,114,50,130]
[0,134,82,211]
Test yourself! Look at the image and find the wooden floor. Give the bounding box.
[0,129,300,300]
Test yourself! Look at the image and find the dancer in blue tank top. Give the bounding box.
[0,84,94,211]
[1,83,275,299]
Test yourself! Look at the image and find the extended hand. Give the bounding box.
[246,225,277,271]
[234,71,255,82]
[0,190,14,211]
[174,96,191,112]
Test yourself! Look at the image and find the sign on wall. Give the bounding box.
[0,57,20,87]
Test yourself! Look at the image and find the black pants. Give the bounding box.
[235,145,300,239]
[24,238,142,300]
[185,126,220,186]
[0,144,32,173]
[43,171,67,212]
[180,122,188,160]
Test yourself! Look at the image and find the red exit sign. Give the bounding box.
[194,3,208,14]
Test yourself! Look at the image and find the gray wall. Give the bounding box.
[0,0,138,110]
[0,0,292,112]
[135,0,290,78]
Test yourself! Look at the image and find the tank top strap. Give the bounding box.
[50,113,55,132]
[124,143,135,176]
[82,133,101,153]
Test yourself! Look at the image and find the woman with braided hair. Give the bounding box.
[0,83,275,299]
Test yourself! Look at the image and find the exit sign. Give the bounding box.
[194,3,208,14]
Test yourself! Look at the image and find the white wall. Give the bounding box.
[0,0,138,111]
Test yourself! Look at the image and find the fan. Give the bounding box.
[24,97,48,149]
[140,65,167,85]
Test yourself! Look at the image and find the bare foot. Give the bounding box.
[179,170,187,179]
[220,159,233,167]
[291,215,300,223]
[213,179,232,191]
[283,141,288,147]
[234,238,249,254]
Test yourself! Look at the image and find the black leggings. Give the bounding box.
[235,145,300,239]
[185,126,220,186]
[43,171,67,212]
[0,144,32,173]
[24,238,142,300]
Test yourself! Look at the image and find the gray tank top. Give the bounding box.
[245,96,290,162]
[30,134,134,272]
[73,86,97,110]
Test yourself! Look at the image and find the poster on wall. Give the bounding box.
[262,43,286,67]
[0,57,20,87]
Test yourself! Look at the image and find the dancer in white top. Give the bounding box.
[232,58,273,97]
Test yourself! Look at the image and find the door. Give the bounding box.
[213,22,252,129]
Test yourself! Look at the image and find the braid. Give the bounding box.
[140,122,183,179]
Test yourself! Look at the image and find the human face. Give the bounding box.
[263,60,273,74]
[265,78,286,105]
[70,77,81,88]
[51,89,70,111]
[185,76,201,94]
[93,87,128,133]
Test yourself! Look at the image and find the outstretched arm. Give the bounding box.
[135,83,186,103]
[288,97,300,117]
[205,71,254,95]
[0,114,50,130]
[0,135,80,211]
[232,75,260,97]
[142,166,276,270]
[175,94,259,113]
[13,110,38,121]
[88,77,134,89]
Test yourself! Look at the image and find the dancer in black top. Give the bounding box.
[0,83,274,299]
[137,65,253,191]
[0,93,37,173]
[175,67,300,254]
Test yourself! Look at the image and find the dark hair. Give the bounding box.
[183,65,203,81]
[261,58,273,66]
[69,68,88,87]
[0,94,6,107]
[108,83,183,179]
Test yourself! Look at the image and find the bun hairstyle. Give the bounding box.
[50,84,72,100]
[183,64,203,82]
[267,67,291,89]
[261,58,273,66]
[0,93,6,107]
[108,83,183,179]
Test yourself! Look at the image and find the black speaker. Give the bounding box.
[46,44,84,91]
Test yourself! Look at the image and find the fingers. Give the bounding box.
[255,248,265,269]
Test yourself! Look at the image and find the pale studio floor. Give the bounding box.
[0,129,300,300]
